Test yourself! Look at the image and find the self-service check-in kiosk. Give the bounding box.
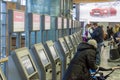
[31,43,52,80]
[8,47,40,80]
[75,32,82,43]
[64,36,75,58]
[77,31,82,42]
[55,38,71,77]
[0,67,6,80]
[69,34,78,52]
[73,33,80,45]
[45,40,62,80]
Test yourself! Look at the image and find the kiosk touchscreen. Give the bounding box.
[45,40,62,80]
[58,38,71,69]
[49,46,58,59]
[73,33,80,45]
[75,32,82,43]
[31,43,52,80]
[69,35,78,52]
[9,47,39,80]
[0,68,6,80]
[38,50,49,66]
[64,36,75,58]
[77,31,82,42]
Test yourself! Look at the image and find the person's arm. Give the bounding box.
[99,66,120,71]
[87,50,112,71]
[86,50,98,70]
[98,66,112,71]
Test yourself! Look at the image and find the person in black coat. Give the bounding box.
[91,23,104,65]
[62,39,114,80]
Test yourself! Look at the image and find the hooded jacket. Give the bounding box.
[91,26,104,43]
[62,42,112,80]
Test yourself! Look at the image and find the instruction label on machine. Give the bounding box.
[58,17,62,29]
[45,15,51,30]
[64,18,67,29]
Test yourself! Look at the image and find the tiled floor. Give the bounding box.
[99,42,120,80]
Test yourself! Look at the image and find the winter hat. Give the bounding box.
[88,39,97,48]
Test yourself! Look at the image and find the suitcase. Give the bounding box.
[117,44,120,55]
[110,48,120,60]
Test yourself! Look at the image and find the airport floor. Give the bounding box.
[99,41,120,80]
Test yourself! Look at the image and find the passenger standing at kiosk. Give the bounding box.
[91,23,104,65]
[62,39,114,80]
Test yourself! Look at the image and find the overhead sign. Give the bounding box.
[33,14,40,30]
[29,13,40,31]
[69,19,72,28]
[9,10,25,32]
[44,15,51,30]
[57,17,62,29]
[64,18,67,29]
[3,0,12,2]
[72,20,75,28]
[13,10,25,32]
[79,1,120,22]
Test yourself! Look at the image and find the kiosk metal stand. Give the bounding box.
[55,38,71,78]
[64,36,75,58]
[45,40,62,80]
[31,43,52,80]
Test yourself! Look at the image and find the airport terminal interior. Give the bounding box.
[100,42,120,80]
[0,0,120,80]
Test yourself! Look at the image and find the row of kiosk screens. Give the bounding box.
[4,31,82,80]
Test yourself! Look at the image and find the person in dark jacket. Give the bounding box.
[91,23,104,65]
[62,39,114,80]
[91,25,104,43]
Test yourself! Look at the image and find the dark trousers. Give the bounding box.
[96,42,103,65]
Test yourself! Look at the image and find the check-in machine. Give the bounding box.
[75,32,82,43]
[73,33,80,45]
[55,38,71,77]
[64,36,75,58]
[8,47,40,80]
[69,34,78,52]
[31,43,52,80]
[77,31,82,42]
[45,40,62,80]
[0,68,6,80]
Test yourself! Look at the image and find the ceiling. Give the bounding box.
[73,0,115,4]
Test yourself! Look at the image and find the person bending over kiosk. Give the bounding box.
[62,39,116,80]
